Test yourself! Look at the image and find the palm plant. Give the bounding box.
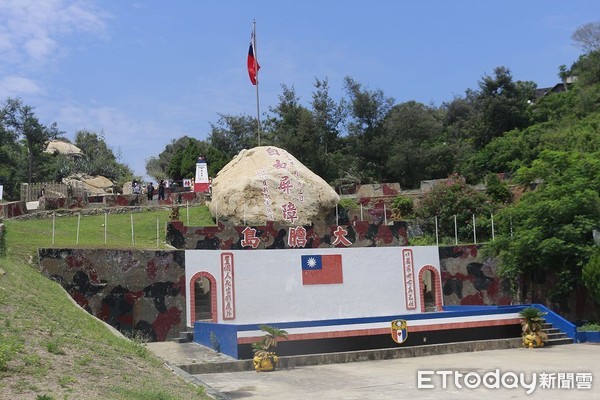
[252,325,288,371]
[519,307,548,348]
[252,325,288,357]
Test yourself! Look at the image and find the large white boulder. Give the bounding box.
[44,140,83,157]
[209,146,339,225]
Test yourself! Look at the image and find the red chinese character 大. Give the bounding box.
[273,159,287,169]
[288,226,307,248]
[281,202,298,223]
[240,226,261,249]
[332,226,352,246]
[277,176,293,195]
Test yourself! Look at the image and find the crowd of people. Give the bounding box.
[132,179,166,200]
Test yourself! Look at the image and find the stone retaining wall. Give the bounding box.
[38,248,187,341]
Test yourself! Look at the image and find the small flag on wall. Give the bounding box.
[247,26,260,85]
[301,254,343,285]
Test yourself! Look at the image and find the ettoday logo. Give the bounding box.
[417,369,593,394]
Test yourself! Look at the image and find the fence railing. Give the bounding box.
[20,182,87,203]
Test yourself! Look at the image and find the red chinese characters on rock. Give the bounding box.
[257,169,275,221]
[273,159,287,169]
[281,202,298,224]
[240,226,260,249]
[332,226,352,246]
[288,226,307,248]
[265,147,280,156]
[277,175,293,195]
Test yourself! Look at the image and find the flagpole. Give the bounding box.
[253,19,261,146]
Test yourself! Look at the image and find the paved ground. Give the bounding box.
[147,342,600,399]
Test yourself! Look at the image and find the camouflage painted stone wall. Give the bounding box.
[38,248,186,341]
[0,201,26,218]
[439,245,513,306]
[166,220,409,250]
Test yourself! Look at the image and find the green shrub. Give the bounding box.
[578,322,600,331]
[391,196,414,217]
[338,198,359,210]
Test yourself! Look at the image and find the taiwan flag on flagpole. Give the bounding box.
[301,255,343,285]
[247,25,260,85]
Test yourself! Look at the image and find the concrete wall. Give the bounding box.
[38,248,186,341]
[185,246,441,326]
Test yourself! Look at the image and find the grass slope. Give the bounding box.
[0,206,214,400]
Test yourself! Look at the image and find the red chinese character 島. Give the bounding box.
[240,226,261,249]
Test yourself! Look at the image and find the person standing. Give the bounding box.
[147,182,155,200]
[158,180,165,201]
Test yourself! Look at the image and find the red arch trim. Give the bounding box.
[189,271,218,323]
[418,265,444,312]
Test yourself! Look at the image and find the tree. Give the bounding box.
[416,173,494,243]
[474,66,536,149]
[267,84,324,175]
[383,101,445,188]
[311,78,346,156]
[147,136,196,181]
[487,150,600,306]
[572,21,600,54]
[166,137,228,180]
[582,252,600,311]
[344,76,394,182]
[54,130,133,188]
[484,173,512,205]
[208,114,259,159]
[1,98,60,184]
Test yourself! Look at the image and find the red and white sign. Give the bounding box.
[402,249,417,310]
[221,253,236,320]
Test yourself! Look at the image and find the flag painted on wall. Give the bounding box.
[301,255,343,285]
[247,27,260,85]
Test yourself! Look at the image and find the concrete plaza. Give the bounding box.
[186,343,599,399]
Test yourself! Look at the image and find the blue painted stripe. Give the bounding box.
[227,305,525,332]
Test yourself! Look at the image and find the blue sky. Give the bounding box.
[0,1,598,181]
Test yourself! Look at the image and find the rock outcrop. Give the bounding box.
[62,174,114,195]
[44,140,83,157]
[209,146,339,225]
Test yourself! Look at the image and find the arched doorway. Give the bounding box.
[418,265,443,312]
[189,272,217,323]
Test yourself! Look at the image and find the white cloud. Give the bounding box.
[0,76,42,97]
[55,103,184,178]
[0,0,108,69]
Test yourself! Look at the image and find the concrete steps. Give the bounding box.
[542,322,573,346]
[174,329,194,343]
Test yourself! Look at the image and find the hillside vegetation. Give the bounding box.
[0,208,214,400]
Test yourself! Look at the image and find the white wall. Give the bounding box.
[185,246,440,326]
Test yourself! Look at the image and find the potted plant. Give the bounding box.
[519,307,548,348]
[252,325,288,372]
